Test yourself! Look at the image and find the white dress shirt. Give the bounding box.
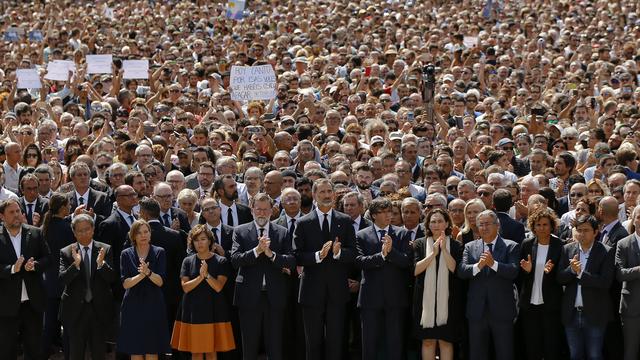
[219,202,239,226]
[314,208,341,261]
[206,223,223,243]
[574,243,593,308]
[352,215,362,234]
[9,229,28,302]
[117,209,136,228]
[530,244,549,305]
[373,224,391,260]
[75,190,89,206]
[3,161,22,191]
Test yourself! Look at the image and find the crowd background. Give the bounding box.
[1,0,640,359]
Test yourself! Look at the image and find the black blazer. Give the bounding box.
[66,188,113,223]
[557,241,615,327]
[59,241,116,326]
[458,236,521,322]
[615,234,640,317]
[557,196,569,218]
[603,221,629,248]
[355,225,412,308]
[58,178,110,194]
[43,217,74,298]
[519,235,563,311]
[148,221,185,306]
[19,196,49,225]
[169,206,192,235]
[0,225,49,316]
[293,209,357,305]
[97,210,132,299]
[236,203,254,225]
[231,222,295,308]
[497,212,526,244]
[358,217,373,231]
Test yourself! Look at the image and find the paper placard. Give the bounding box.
[45,60,76,81]
[463,36,478,49]
[226,0,246,20]
[122,59,149,79]
[230,65,276,101]
[17,69,42,89]
[86,54,113,74]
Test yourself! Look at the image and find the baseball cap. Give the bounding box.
[496,138,515,147]
[371,135,385,144]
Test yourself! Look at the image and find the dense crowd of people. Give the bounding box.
[1,0,640,359]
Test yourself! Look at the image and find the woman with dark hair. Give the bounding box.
[549,139,568,157]
[117,219,171,358]
[537,187,560,214]
[63,137,84,165]
[22,143,42,168]
[41,193,74,359]
[171,225,235,358]
[413,208,463,360]
[519,207,565,360]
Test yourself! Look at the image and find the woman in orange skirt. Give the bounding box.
[171,225,235,359]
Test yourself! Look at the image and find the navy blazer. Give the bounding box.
[355,225,411,308]
[458,236,520,322]
[497,212,526,244]
[518,235,564,310]
[616,234,640,317]
[557,241,615,327]
[293,209,357,305]
[231,221,295,308]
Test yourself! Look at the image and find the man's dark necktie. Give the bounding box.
[26,204,33,225]
[599,230,608,243]
[408,230,414,241]
[227,208,234,227]
[322,213,330,241]
[79,197,84,206]
[83,246,92,302]
[128,215,135,226]
[289,218,296,237]
[379,229,387,242]
[487,243,493,254]
[212,227,219,244]
[259,228,265,238]
[163,214,171,227]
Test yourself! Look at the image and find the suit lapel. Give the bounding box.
[20,225,28,258]
[91,242,99,277]
[249,222,259,247]
[329,211,339,242]
[531,240,539,274]
[0,226,17,260]
[87,189,94,209]
[493,236,506,262]
[631,236,640,265]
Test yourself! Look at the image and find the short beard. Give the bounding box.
[356,182,370,190]
[255,216,269,227]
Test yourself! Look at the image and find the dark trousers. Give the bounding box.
[0,301,43,360]
[65,302,107,360]
[238,293,284,360]
[360,307,404,360]
[42,297,69,359]
[564,309,605,360]
[521,305,562,360]
[621,316,640,360]
[302,303,346,360]
[468,313,513,360]
[342,293,361,359]
[283,274,305,360]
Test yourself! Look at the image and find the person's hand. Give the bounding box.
[348,279,360,293]
[261,237,273,258]
[71,248,81,268]
[319,241,332,260]
[544,259,555,274]
[432,236,441,256]
[138,258,149,276]
[437,232,448,253]
[520,254,532,273]
[332,237,341,255]
[96,248,105,268]
[199,259,208,280]
[24,257,35,272]
[570,254,581,275]
[73,204,87,216]
[170,218,180,231]
[477,253,486,270]
[382,234,393,257]
[281,267,291,275]
[482,250,494,268]
[212,243,225,256]
[515,201,527,220]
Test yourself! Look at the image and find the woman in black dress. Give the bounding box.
[414,208,463,360]
[117,219,171,358]
[41,193,74,358]
[171,224,235,359]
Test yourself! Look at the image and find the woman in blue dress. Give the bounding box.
[117,220,171,358]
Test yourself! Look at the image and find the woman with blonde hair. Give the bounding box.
[456,199,486,244]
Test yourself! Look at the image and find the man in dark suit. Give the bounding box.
[458,210,520,360]
[597,196,628,360]
[59,214,116,360]
[493,189,526,243]
[401,197,424,242]
[215,174,253,226]
[616,225,640,360]
[356,198,411,359]
[65,163,112,225]
[557,215,614,360]
[274,188,305,360]
[153,182,191,234]
[231,193,295,360]
[138,198,185,337]
[293,178,356,360]
[0,198,50,360]
[18,173,49,226]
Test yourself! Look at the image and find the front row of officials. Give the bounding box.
[1,177,640,360]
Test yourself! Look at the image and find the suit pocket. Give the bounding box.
[235,275,244,283]
[621,288,631,295]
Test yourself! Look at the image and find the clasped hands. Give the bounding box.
[319,237,341,260]
[476,250,495,270]
[255,235,274,258]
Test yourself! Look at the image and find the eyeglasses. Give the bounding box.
[26,153,38,158]
[202,206,220,212]
[243,157,258,162]
[161,129,173,134]
[169,89,181,93]
[477,191,492,197]
[144,172,157,177]
[569,192,585,198]
[562,136,576,140]
[446,185,458,191]
[20,131,33,136]
[154,194,173,200]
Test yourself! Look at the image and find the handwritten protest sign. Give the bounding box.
[45,60,76,81]
[123,60,149,79]
[17,69,41,89]
[86,54,113,74]
[230,65,276,101]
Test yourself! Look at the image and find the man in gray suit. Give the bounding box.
[616,205,640,360]
[458,210,520,360]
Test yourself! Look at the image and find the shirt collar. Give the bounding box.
[353,215,361,225]
[220,202,236,211]
[76,241,93,251]
[8,228,22,240]
[373,224,390,233]
[287,212,301,222]
[315,207,333,219]
[75,189,89,199]
[603,220,619,234]
[254,221,270,234]
[206,223,222,233]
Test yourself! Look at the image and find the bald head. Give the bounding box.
[599,196,619,220]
